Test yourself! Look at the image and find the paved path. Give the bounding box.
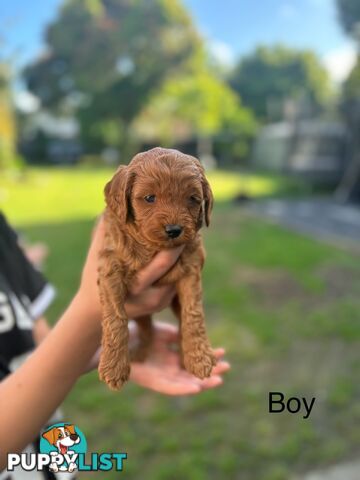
[247,198,360,251]
[292,460,360,480]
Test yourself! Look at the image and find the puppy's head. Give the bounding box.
[104,147,213,247]
[42,424,80,454]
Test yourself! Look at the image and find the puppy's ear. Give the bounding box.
[104,165,135,223]
[194,158,213,227]
[65,424,76,435]
[42,428,56,445]
[202,175,213,227]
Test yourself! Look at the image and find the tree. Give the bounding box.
[335,0,360,202]
[23,0,202,155]
[0,65,19,171]
[337,0,360,39]
[229,45,331,121]
[132,68,257,163]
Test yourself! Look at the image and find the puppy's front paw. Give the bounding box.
[183,345,217,379]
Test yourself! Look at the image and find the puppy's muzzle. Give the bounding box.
[165,224,183,239]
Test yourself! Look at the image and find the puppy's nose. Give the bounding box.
[70,434,78,441]
[165,224,183,239]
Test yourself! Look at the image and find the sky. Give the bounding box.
[0,0,357,93]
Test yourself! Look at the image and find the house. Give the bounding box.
[252,120,349,184]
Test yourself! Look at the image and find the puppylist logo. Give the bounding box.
[7,423,127,473]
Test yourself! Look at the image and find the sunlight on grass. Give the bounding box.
[0,167,110,226]
[207,170,281,200]
[0,167,283,226]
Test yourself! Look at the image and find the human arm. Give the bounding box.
[0,217,229,466]
[0,218,183,466]
[0,291,100,467]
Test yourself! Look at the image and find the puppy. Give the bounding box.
[42,424,80,472]
[98,147,217,390]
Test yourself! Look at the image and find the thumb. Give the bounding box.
[131,246,184,294]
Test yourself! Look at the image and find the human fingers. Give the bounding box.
[148,377,201,396]
[213,348,226,359]
[212,360,231,375]
[125,285,176,318]
[129,365,201,395]
[197,375,223,390]
[149,285,176,312]
[130,246,184,295]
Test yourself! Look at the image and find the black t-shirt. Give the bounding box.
[0,213,55,378]
[0,213,55,377]
[0,215,77,480]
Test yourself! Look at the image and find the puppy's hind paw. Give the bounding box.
[184,349,217,380]
[99,364,130,391]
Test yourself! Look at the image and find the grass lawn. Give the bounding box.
[0,166,306,226]
[1,167,359,479]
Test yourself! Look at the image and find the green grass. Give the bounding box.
[0,166,303,226]
[1,167,359,479]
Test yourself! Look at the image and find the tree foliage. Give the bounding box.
[23,0,202,152]
[133,68,257,161]
[335,0,360,201]
[336,0,360,101]
[134,70,249,138]
[229,45,331,121]
[337,0,360,103]
[343,59,360,99]
[0,65,19,170]
[337,0,360,39]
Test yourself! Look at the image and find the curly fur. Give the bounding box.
[98,147,216,390]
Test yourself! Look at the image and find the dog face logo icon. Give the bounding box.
[40,423,87,473]
[42,424,80,455]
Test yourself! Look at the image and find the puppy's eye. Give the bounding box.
[144,195,156,203]
[58,433,62,439]
[189,195,201,204]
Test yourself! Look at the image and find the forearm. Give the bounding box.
[0,292,101,468]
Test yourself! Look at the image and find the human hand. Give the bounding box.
[78,216,183,321]
[129,322,230,395]
[85,322,230,394]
